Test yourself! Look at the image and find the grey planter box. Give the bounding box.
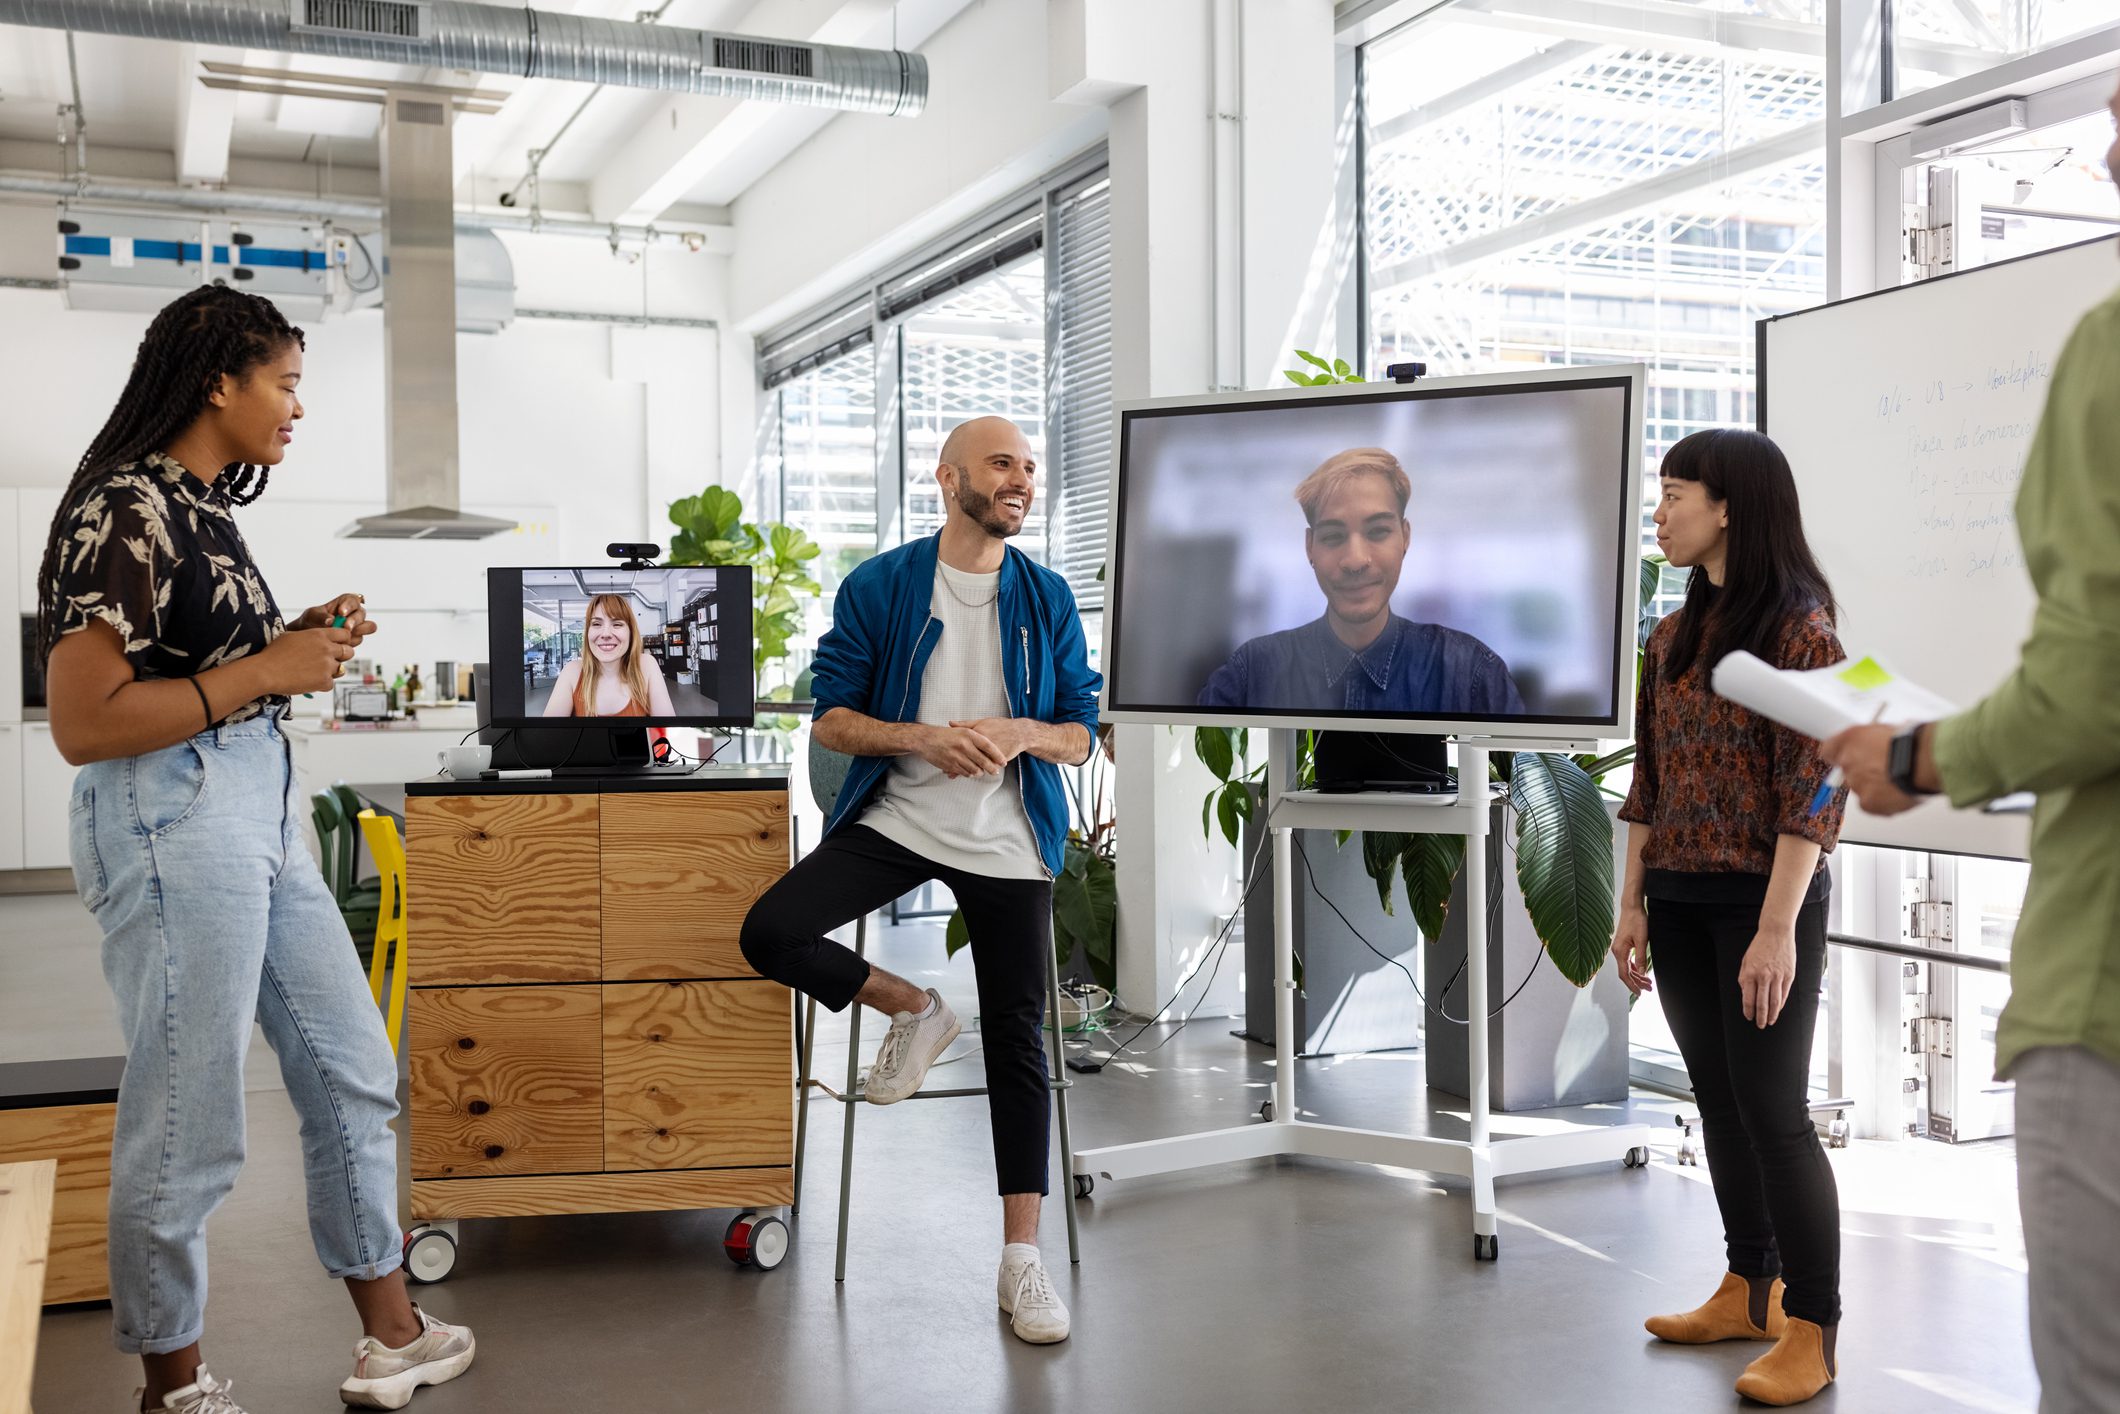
[1425,798,1632,1112]
[1242,798,1424,1057]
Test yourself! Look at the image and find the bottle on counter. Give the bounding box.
[407,663,424,703]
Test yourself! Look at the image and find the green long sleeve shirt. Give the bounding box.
[1932,286,2120,1079]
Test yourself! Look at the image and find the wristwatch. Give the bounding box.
[1887,725,1940,797]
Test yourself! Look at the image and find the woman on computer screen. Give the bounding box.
[543,593,677,717]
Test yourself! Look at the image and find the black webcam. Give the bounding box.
[1385,361,1428,384]
[608,542,661,569]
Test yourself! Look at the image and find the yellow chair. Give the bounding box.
[356,810,410,1054]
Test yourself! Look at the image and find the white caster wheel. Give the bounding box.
[1623,1146,1651,1169]
[403,1226,457,1284]
[1473,1233,1499,1261]
[1828,1116,1851,1149]
[724,1212,790,1272]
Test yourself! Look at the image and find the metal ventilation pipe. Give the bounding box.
[0,0,928,114]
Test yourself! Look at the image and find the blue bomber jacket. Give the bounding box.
[807,534,1102,876]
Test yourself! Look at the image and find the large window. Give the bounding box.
[1891,0,2120,99]
[1363,13,1829,612]
[755,155,1113,635]
[901,258,1050,550]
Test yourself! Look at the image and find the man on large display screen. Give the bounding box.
[1197,447,1525,715]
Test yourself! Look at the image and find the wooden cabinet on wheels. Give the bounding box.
[400,770,796,1279]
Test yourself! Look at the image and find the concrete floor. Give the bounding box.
[8,890,2039,1414]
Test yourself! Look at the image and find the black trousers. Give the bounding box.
[738,826,1054,1197]
[1649,895,1843,1327]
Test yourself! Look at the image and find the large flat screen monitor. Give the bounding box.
[484,566,753,729]
[1100,363,1644,739]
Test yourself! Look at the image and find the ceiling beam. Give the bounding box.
[1371,119,1824,287]
[588,0,896,226]
[173,44,238,187]
[1443,0,1993,77]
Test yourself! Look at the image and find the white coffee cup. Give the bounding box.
[439,744,493,779]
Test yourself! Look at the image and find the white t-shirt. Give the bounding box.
[859,561,1046,880]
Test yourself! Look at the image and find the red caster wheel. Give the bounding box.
[724,1211,790,1272]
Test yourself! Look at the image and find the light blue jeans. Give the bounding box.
[68,712,404,1355]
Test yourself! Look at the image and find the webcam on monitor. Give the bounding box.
[607,542,661,569]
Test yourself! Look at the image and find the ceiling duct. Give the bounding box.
[0,0,928,114]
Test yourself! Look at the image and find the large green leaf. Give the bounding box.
[1400,833,1466,941]
[1214,781,1252,848]
[945,907,971,961]
[1510,751,1616,987]
[1361,830,1411,915]
[1195,726,1235,784]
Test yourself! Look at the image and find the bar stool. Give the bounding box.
[791,740,1081,1280]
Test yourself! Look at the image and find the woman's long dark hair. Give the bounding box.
[35,285,305,659]
[1660,428,1836,682]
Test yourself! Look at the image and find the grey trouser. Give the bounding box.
[2014,1044,2120,1414]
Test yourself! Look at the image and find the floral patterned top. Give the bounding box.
[49,452,287,726]
[1620,605,1845,900]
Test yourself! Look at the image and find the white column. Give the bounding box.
[1052,0,1337,1014]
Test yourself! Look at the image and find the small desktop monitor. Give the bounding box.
[484,565,753,729]
[1100,363,1645,741]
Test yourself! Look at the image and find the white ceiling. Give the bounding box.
[0,0,972,223]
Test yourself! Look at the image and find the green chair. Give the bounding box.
[312,791,382,963]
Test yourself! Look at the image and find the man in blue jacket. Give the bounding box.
[740,415,1100,1345]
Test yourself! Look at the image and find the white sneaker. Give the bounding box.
[864,989,960,1105]
[139,1368,246,1413]
[339,1303,476,1409]
[998,1249,1071,1344]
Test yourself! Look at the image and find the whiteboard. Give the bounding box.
[1761,234,2120,859]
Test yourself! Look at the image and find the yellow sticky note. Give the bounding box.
[1838,657,1894,691]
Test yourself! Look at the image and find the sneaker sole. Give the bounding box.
[864,1016,962,1105]
[1011,1320,1071,1344]
[339,1339,476,1410]
[1000,1276,1069,1343]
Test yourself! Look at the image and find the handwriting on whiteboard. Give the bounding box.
[1869,351,2051,582]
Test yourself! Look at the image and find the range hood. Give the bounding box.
[340,506,518,540]
[338,90,514,541]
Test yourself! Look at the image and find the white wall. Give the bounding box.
[0,203,730,681]
[727,0,1108,334]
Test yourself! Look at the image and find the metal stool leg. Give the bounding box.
[834,912,867,1282]
[792,991,816,1216]
[1046,938,1081,1266]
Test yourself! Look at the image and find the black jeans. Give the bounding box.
[739,826,1054,1197]
[1649,895,1842,1327]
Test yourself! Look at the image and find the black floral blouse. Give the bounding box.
[50,452,287,726]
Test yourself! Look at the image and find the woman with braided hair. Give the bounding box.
[40,286,476,1414]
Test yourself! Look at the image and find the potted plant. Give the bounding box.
[663,485,823,731]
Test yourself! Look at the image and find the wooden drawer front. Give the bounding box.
[409,986,603,1180]
[602,981,792,1172]
[600,792,789,981]
[407,794,602,985]
[0,1103,115,1304]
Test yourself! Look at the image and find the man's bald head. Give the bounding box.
[938,416,1036,542]
[940,416,1026,472]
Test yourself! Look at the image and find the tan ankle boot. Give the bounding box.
[1734,1317,1836,1405]
[1644,1271,1787,1343]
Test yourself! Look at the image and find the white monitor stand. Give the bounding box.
[1069,730,1655,1260]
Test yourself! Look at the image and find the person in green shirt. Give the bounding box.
[1823,77,2120,1414]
